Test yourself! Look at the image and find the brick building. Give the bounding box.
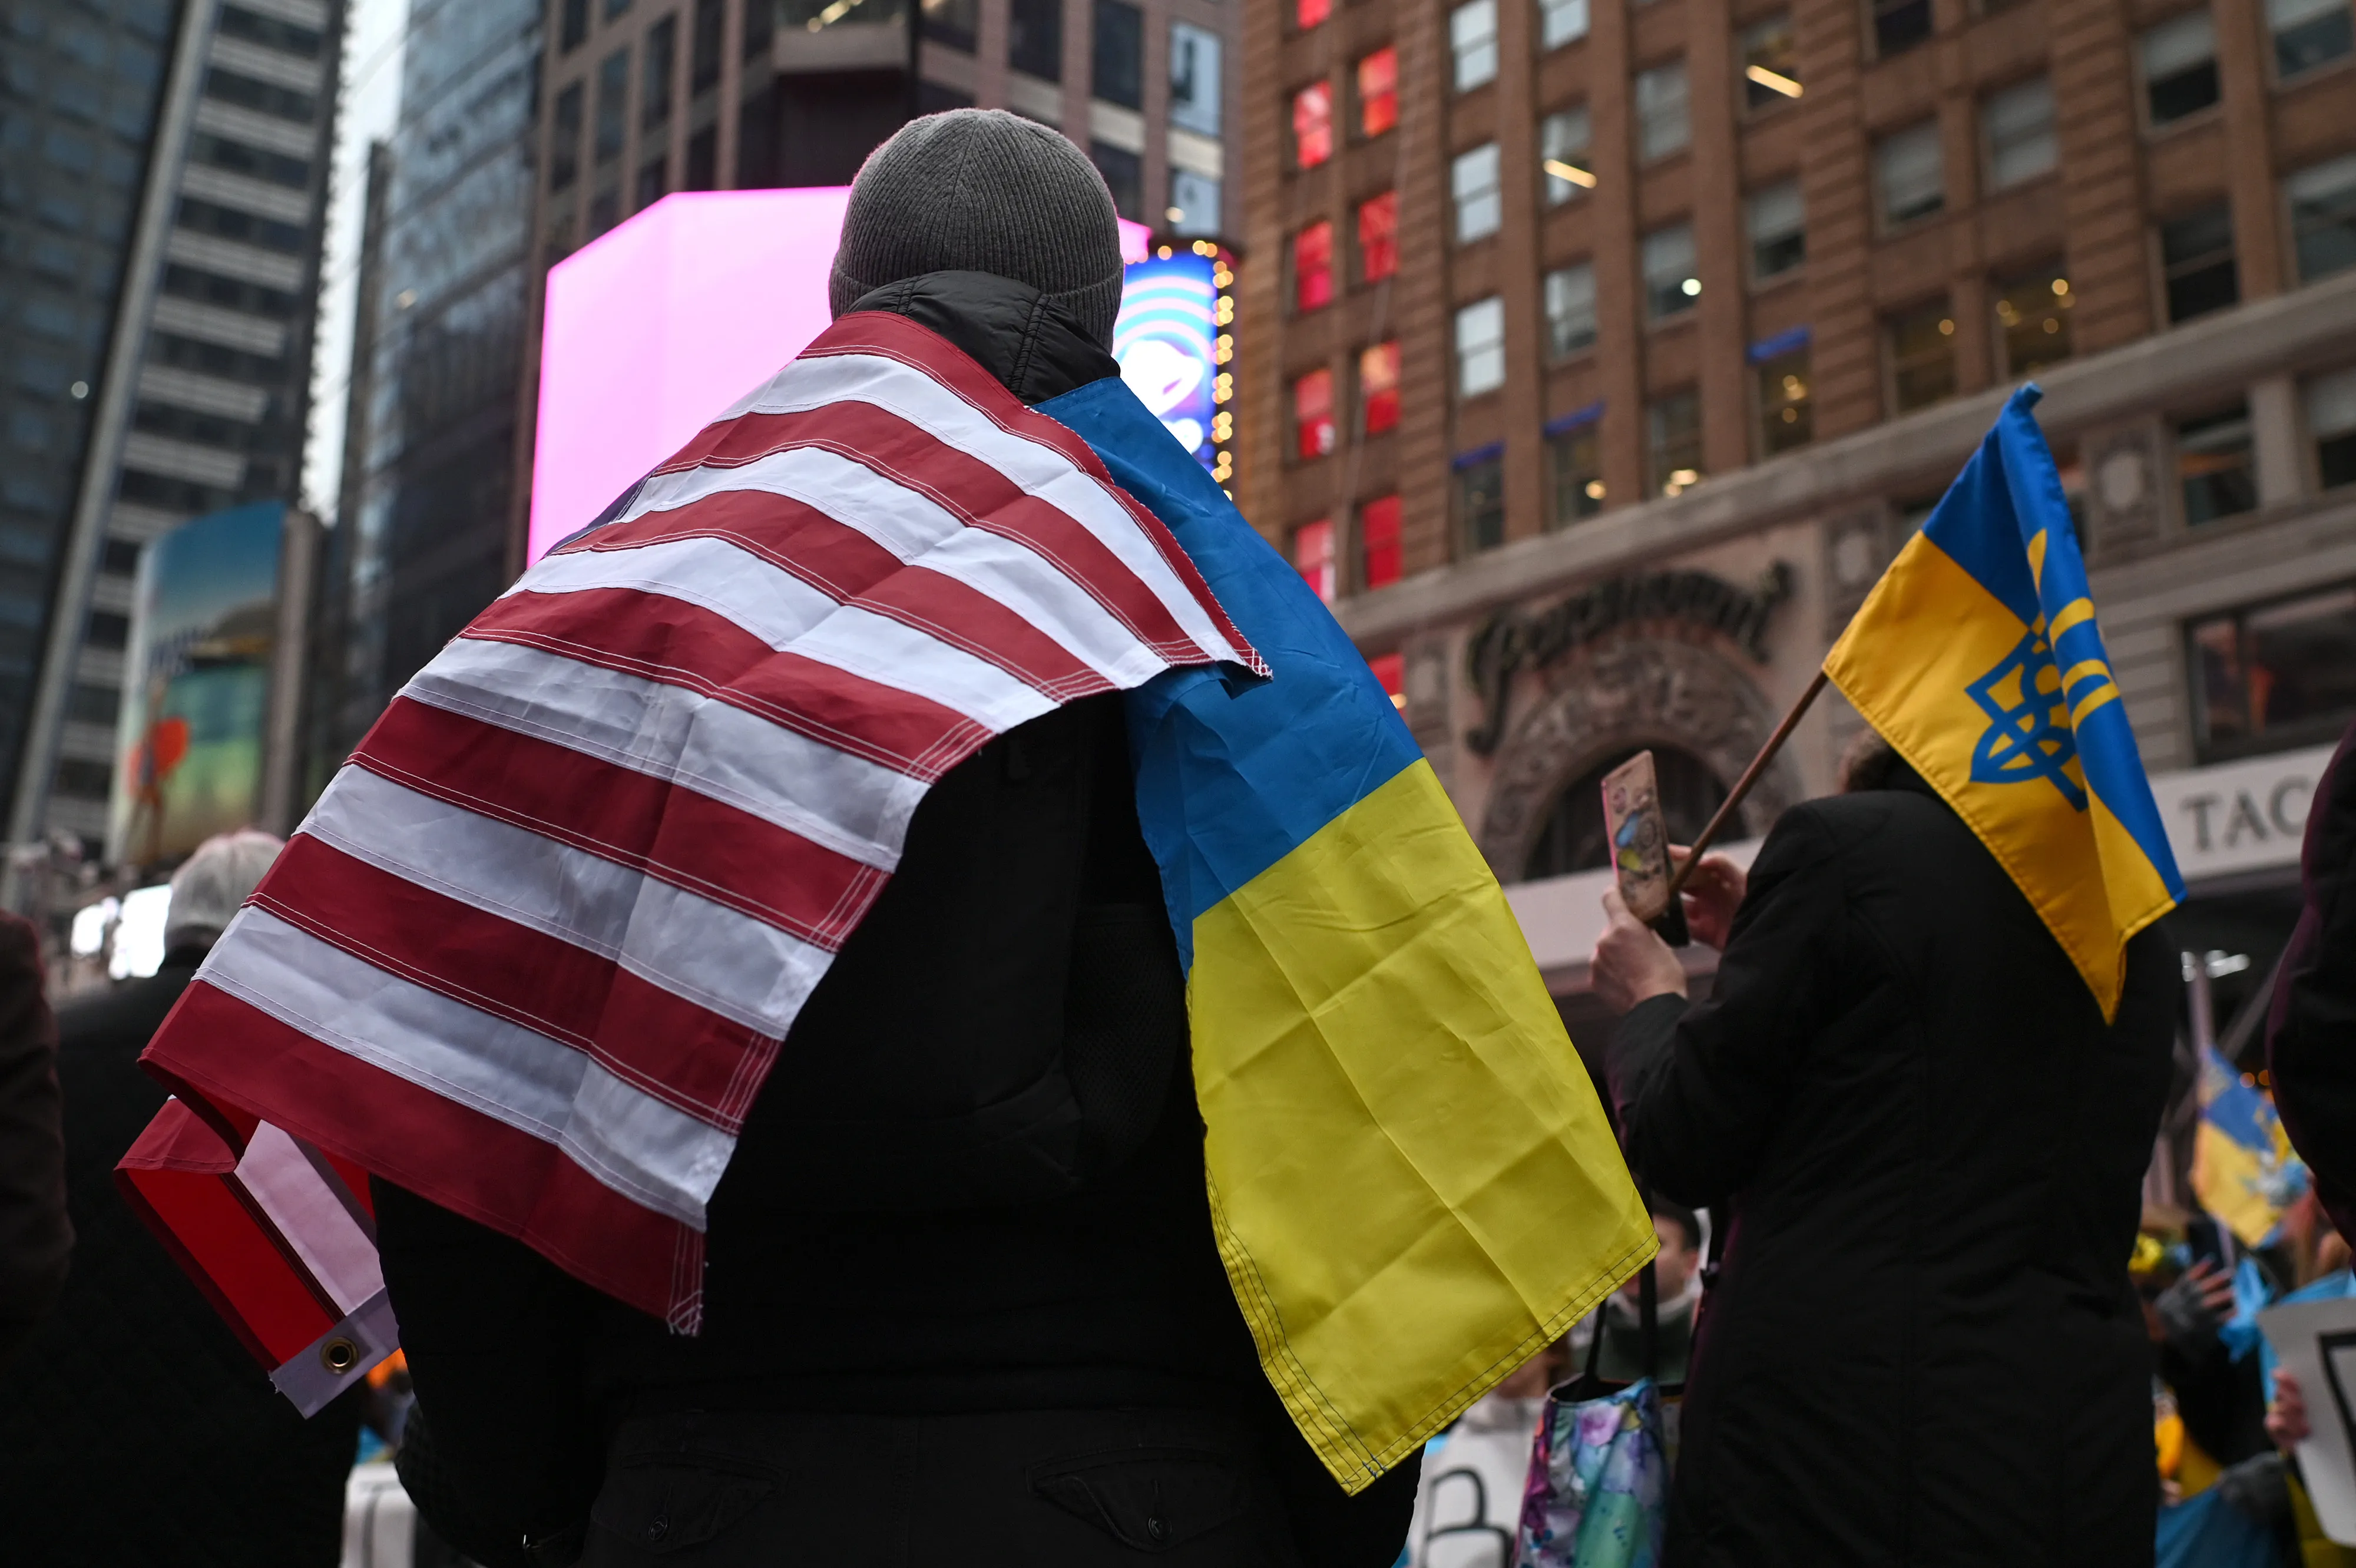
[515,0,1241,557]
[1239,0,2356,1014]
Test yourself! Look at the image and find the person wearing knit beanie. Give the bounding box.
[828,108,1127,351]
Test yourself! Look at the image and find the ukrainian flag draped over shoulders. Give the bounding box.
[1826,385,2184,1018]
[1038,377,1654,1491]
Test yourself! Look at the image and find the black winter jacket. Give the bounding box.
[375,272,1417,1567]
[1610,771,2175,1568]
[0,956,360,1567]
[2269,716,2356,1245]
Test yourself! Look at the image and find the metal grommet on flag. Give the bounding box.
[320,1337,359,1374]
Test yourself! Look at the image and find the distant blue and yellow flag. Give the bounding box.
[1825,386,2185,1018]
[2193,1045,2309,1248]
[1041,378,1655,1491]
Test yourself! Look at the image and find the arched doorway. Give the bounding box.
[1521,745,1729,881]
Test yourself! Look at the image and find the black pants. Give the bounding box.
[580,1405,1315,1566]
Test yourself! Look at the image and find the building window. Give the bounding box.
[595,50,628,165]
[1873,0,1933,57]
[1876,120,1944,229]
[1647,391,1703,496]
[1358,191,1398,282]
[636,154,667,209]
[1358,46,1399,137]
[740,0,768,60]
[1361,494,1404,588]
[1456,296,1507,397]
[1092,142,1143,220]
[1293,220,1335,312]
[2269,0,2354,78]
[1293,518,1336,601]
[1642,223,1700,320]
[1455,446,1507,552]
[1548,414,1605,525]
[1887,303,1957,411]
[1634,61,1690,159]
[561,0,588,52]
[2288,154,2356,282]
[1298,0,1332,29]
[1293,81,1334,169]
[2179,405,2257,525]
[1452,143,1503,243]
[1361,341,1402,435]
[923,0,980,51]
[1545,262,1598,359]
[1994,269,2072,376]
[686,124,716,189]
[2161,203,2239,322]
[2189,585,2356,760]
[1170,24,1222,134]
[1983,78,2057,189]
[1170,169,1220,235]
[1451,0,1500,91]
[1541,0,1591,48]
[643,16,676,129]
[691,0,722,93]
[1754,339,1812,455]
[1742,15,1803,109]
[1541,107,1594,203]
[2311,366,2356,488]
[552,83,584,190]
[1294,369,1336,460]
[2141,11,2220,126]
[1010,0,1062,78]
[1094,2,1143,109]
[1748,180,1806,280]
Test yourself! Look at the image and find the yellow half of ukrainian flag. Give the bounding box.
[1044,378,1655,1492]
[1825,386,2184,1018]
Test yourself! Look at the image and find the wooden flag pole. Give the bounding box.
[1664,669,1831,899]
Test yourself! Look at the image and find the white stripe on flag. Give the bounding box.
[236,1123,383,1314]
[303,764,835,1039]
[403,637,931,867]
[202,908,736,1226]
[720,351,1240,661]
[606,447,1192,688]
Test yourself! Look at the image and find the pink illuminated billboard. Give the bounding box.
[528,188,1151,563]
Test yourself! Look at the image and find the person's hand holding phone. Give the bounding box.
[1670,846,1746,950]
[2267,1371,2311,1450]
[1591,887,1690,1014]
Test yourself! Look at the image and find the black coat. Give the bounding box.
[0,957,360,1567]
[2269,717,2356,1245]
[1610,773,2175,1568]
[0,911,67,1363]
[375,271,1417,1568]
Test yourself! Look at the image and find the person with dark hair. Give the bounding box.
[371,110,1426,1568]
[1587,730,2178,1566]
[1571,1196,1703,1385]
[2269,716,2356,1246]
[0,909,66,1368]
[0,833,363,1567]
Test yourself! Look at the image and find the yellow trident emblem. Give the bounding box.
[1966,531,2119,812]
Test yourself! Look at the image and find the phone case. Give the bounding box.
[1602,751,1691,946]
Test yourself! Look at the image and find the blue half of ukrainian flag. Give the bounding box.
[1826,385,2185,1018]
[1040,377,1654,1493]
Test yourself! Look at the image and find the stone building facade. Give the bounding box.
[1239,0,2356,1007]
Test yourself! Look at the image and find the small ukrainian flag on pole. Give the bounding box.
[1826,385,2185,1019]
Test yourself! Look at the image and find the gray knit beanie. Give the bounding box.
[829,109,1126,350]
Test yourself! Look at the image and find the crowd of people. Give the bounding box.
[0,110,2347,1568]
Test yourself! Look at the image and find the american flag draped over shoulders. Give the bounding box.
[133,310,1263,1343]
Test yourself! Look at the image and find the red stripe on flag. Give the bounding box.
[144,983,701,1328]
[253,834,780,1131]
[646,402,1212,665]
[353,695,886,952]
[548,487,1113,700]
[461,587,993,780]
[793,311,1266,677]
